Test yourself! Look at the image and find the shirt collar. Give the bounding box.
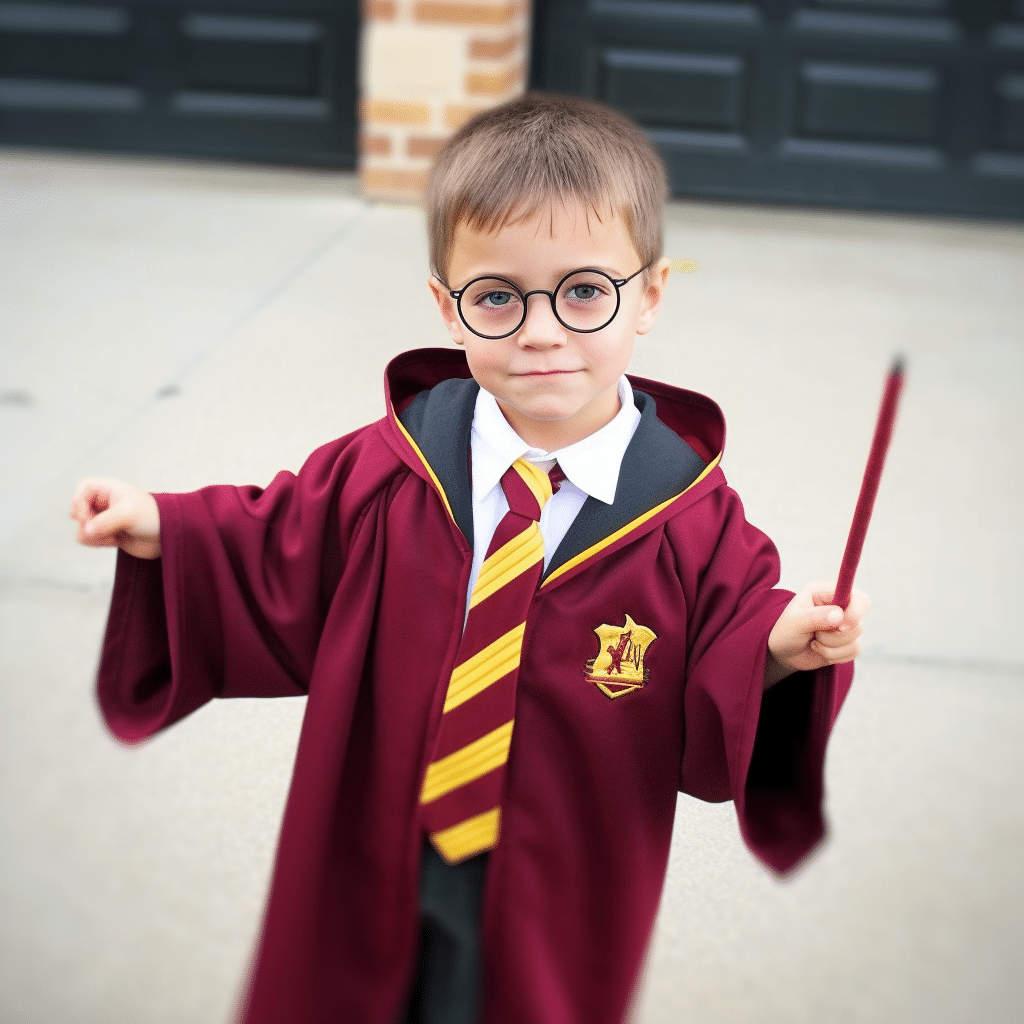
[471,377,641,505]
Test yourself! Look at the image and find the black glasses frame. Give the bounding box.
[446,264,649,340]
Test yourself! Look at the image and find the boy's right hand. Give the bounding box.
[70,478,162,559]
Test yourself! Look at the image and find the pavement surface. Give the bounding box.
[1,149,1022,1024]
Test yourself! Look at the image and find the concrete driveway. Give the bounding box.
[1,150,1022,1024]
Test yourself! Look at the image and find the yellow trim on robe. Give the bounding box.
[541,453,722,587]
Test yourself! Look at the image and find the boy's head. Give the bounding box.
[425,93,672,452]
[426,92,668,284]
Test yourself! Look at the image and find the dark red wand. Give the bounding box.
[833,356,906,611]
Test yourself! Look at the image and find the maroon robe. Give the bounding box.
[97,348,852,1024]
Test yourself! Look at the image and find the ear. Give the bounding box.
[428,276,466,347]
[635,257,672,336]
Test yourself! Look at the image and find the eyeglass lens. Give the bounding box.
[457,270,622,339]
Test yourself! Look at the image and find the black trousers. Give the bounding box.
[398,843,489,1024]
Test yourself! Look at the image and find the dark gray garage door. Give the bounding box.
[0,0,357,166]
[531,0,1024,219]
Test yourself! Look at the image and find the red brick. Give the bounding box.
[407,135,449,159]
[363,0,396,18]
[469,32,521,60]
[359,132,393,157]
[414,1,516,26]
[362,99,431,126]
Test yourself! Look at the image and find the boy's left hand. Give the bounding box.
[765,581,870,688]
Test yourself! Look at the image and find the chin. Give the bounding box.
[511,401,579,424]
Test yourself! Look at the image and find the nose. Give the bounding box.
[516,291,567,348]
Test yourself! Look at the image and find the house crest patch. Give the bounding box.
[583,614,658,699]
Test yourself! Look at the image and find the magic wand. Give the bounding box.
[833,357,906,611]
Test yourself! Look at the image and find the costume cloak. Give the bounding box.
[97,347,853,1024]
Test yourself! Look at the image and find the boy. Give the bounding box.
[71,94,867,1024]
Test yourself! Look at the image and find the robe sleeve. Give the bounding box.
[97,429,392,743]
[676,483,853,874]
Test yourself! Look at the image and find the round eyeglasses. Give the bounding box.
[445,265,649,340]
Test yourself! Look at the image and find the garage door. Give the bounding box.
[0,0,357,166]
[531,0,1024,219]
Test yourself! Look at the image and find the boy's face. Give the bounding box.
[429,203,670,451]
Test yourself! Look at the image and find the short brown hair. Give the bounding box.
[426,93,667,282]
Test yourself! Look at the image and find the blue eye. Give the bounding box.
[481,290,515,308]
[566,283,600,302]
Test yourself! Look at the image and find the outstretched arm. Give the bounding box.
[70,478,162,560]
[765,580,870,688]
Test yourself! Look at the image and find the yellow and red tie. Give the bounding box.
[420,457,563,864]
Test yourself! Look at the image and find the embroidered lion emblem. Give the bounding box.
[583,614,658,699]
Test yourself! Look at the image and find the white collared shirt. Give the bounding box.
[466,376,641,611]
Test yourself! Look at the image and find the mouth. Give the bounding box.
[514,369,580,377]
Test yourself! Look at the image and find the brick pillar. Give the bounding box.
[359,0,531,203]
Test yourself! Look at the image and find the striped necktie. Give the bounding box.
[420,457,563,864]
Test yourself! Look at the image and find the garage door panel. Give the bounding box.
[0,4,133,86]
[796,61,943,144]
[180,14,323,98]
[600,48,749,130]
